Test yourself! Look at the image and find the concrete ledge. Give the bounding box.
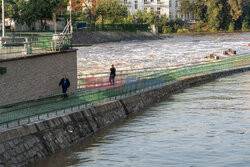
[0,66,249,167]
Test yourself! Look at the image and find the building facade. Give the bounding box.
[124,0,195,20]
[125,0,181,19]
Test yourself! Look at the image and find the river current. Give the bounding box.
[77,32,250,74]
[34,71,250,167]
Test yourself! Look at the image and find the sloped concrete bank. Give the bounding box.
[72,31,159,45]
[0,67,249,167]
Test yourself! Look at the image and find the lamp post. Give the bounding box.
[69,0,73,33]
[2,0,5,37]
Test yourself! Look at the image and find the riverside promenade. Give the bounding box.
[0,54,249,167]
[0,54,249,130]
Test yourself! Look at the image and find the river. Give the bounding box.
[77,32,250,74]
[34,71,250,167]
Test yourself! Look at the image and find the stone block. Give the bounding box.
[5,129,19,142]
[81,109,98,132]
[25,124,38,134]
[16,126,30,137]
[35,122,46,131]
[46,119,56,129]
[61,115,71,124]
[0,144,5,154]
[3,152,10,160]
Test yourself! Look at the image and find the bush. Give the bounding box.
[210,27,217,32]
[177,28,189,33]
[163,25,173,33]
[242,20,249,31]
[197,28,204,32]
[228,22,235,32]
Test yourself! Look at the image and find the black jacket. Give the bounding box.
[59,78,70,88]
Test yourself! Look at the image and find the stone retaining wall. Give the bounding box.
[0,67,249,167]
[72,31,159,45]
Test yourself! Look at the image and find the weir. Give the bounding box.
[0,54,249,166]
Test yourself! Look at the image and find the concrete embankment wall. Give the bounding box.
[0,67,249,167]
[0,50,77,105]
[72,31,159,45]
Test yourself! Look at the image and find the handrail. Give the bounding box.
[0,54,249,128]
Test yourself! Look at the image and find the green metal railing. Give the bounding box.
[0,33,72,60]
[0,54,249,129]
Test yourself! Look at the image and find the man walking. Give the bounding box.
[109,64,116,85]
[59,75,70,98]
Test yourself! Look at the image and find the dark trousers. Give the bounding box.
[109,74,115,85]
[62,87,68,98]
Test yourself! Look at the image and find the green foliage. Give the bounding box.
[241,19,249,31]
[180,0,193,15]
[192,0,207,22]
[228,22,235,31]
[227,0,247,22]
[162,25,173,34]
[184,0,249,32]
[3,0,65,30]
[206,0,230,31]
[96,0,128,24]
[177,28,189,33]
[196,22,204,32]
[135,10,147,24]
[124,15,136,24]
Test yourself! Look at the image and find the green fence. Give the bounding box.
[0,54,249,129]
[0,33,72,60]
[77,24,150,32]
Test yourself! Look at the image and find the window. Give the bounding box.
[151,0,154,2]
[169,0,171,7]
[124,0,127,4]
[157,0,160,2]
[144,0,147,4]
[169,11,172,18]
[175,1,178,7]
[135,0,138,9]
[157,8,161,15]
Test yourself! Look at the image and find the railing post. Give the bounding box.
[24,37,32,54]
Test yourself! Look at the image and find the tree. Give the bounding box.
[145,11,160,24]
[135,10,148,24]
[206,0,229,31]
[192,0,207,22]
[36,0,66,31]
[11,0,39,30]
[180,0,193,20]
[96,0,128,24]
[227,0,247,22]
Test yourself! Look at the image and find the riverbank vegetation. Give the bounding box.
[180,0,250,32]
[1,0,250,33]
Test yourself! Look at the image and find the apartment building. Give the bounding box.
[125,0,185,20]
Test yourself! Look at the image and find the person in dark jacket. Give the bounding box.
[109,64,116,85]
[59,75,70,98]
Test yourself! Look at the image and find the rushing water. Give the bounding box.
[77,32,250,74]
[34,72,250,167]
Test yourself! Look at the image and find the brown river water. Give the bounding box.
[77,32,250,74]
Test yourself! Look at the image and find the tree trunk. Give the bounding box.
[40,19,43,31]
[53,13,57,34]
